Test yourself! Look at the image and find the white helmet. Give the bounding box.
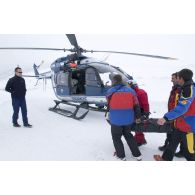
[127,79,138,86]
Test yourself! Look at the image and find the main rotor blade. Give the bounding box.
[0,47,72,52]
[66,34,79,50]
[85,50,177,60]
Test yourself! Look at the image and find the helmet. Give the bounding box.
[127,79,138,86]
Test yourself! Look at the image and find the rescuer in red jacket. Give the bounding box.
[158,72,182,153]
[127,79,150,146]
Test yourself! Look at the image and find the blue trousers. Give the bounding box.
[12,97,28,125]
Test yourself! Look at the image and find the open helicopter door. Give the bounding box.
[56,71,71,96]
[85,67,103,96]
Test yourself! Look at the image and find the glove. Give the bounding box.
[141,112,150,120]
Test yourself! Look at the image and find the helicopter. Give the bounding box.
[0,34,177,120]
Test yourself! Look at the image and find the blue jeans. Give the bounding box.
[12,97,28,125]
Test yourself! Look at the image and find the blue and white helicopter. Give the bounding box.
[0,34,176,119]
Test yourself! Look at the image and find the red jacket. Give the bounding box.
[134,86,150,113]
[168,85,181,112]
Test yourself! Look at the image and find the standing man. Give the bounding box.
[127,79,150,146]
[154,69,195,161]
[5,67,32,128]
[106,74,142,161]
[158,73,182,152]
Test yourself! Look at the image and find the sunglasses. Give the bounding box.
[17,72,23,73]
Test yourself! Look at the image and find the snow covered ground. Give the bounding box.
[0,77,170,161]
[0,77,164,161]
[0,35,194,161]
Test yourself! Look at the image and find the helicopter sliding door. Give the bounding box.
[56,71,70,95]
[85,67,103,96]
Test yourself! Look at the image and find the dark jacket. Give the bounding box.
[106,84,141,126]
[5,75,26,99]
[164,81,195,133]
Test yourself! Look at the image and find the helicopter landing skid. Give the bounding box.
[49,100,89,120]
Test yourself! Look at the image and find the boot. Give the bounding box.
[13,123,21,127]
[175,150,184,158]
[24,124,32,128]
[153,155,164,161]
[133,155,142,161]
[158,145,167,151]
[134,132,147,146]
[158,139,169,151]
[137,139,147,146]
[113,151,126,161]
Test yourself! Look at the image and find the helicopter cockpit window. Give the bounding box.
[89,63,129,86]
[56,71,69,86]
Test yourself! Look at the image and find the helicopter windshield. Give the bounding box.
[88,63,130,87]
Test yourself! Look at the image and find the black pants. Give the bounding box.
[111,124,141,159]
[162,129,195,161]
[164,130,184,152]
[12,97,28,125]
[161,132,173,149]
[166,132,184,152]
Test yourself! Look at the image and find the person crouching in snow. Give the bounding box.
[106,74,142,161]
[127,79,150,146]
